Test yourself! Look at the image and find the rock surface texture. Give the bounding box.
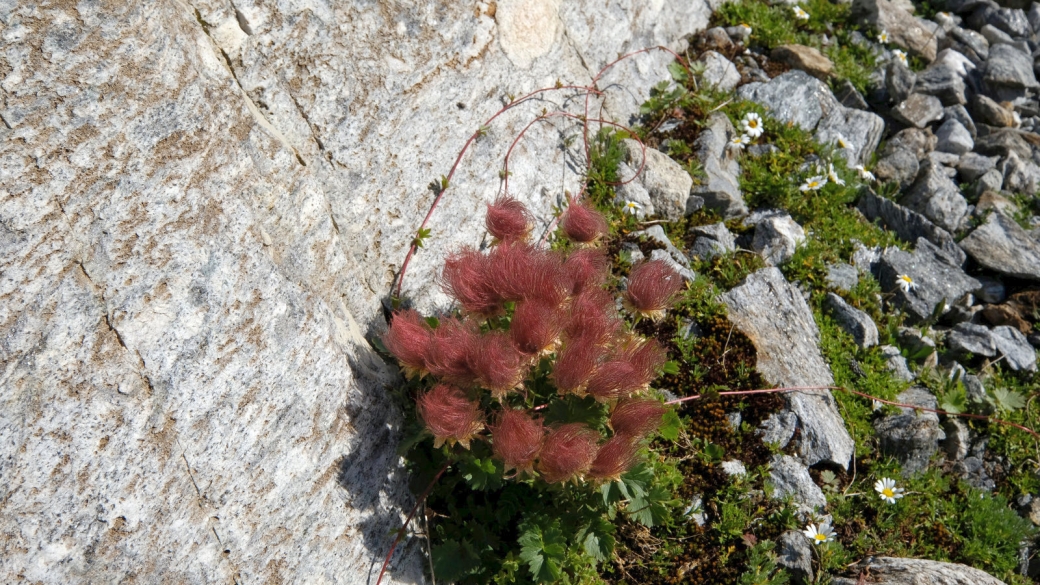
[0,0,709,581]
[723,268,855,469]
[831,557,1007,585]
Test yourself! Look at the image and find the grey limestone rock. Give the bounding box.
[649,249,697,282]
[771,44,835,80]
[689,222,736,261]
[878,238,983,323]
[897,326,937,356]
[944,104,978,139]
[948,322,999,356]
[880,344,916,381]
[957,152,999,181]
[825,293,880,348]
[752,213,806,265]
[936,119,975,154]
[885,126,938,159]
[835,79,870,110]
[758,411,800,448]
[623,140,695,222]
[633,225,691,269]
[832,557,1007,585]
[691,113,748,219]
[875,148,922,188]
[973,94,1019,126]
[960,211,1040,280]
[700,50,741,91]
[873,387,944,475]
[778,530,814,584]
[942,417,972,460]
[615,161,656,219]
[993,325,1038,371]
[738,70,883,166]
[893,93,946,128]
[901,161,970,233]
[986,6,1032,37]
[976,168,1006,194]
[985,43,1039,89]
[1000,150,1040,193]
[976,276,1007,303]
[723,268,854,469]
[857,189,965,264]
[721,460,748,477]
[825,263,860,291]
[851,0,942,61]
[887,60,918,104]
[915,58,969,106]
[0,0,711,580]
[949,26,991,61]
[769,455,827,510]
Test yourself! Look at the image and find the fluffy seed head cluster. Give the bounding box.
[385,196,675,484]
[417,384,484,448]
[623,259,683,321]
[538,423,601,483]
[561,199,609,244]
[485,196,531,242]
[490,409,544,475]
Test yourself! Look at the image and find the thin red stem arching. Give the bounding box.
[374,460,450,585]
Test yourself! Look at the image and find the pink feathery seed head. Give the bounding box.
[561,199,609,244]
[417,384,484,449]
[562,248,610,295]
[490,409,544,475]
[485,196,532,243]
[564,288,620,345]
[486,242,567,307]
[610,399,668,439]
[381,309,433,378]
[511,300,565,356]
[585,338,667,402]
[551,339,604,395]
[425,317,479,385]
[442,247,502,317]
[627,337,668,382]
[467,331,527,399]
[588,435,641,481]
[624,259,683,320]
[538,423,601,484]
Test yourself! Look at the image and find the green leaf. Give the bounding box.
[668,61,689,83]
[627,483,677,528]
[704,442,725,462]
[993,387,1027,413]
[658,409,681,441]
[432,539,482,582]
[460,456,503,491]
[661,360,681,375]
[518,520,567,583]
[413,227,433,248]
[577,516,616,563]
[542,394,608,430]
[424,316,440,329]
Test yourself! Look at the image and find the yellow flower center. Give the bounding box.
[749,120,758,128]
[882,488,895,498]
[815,533,827,541]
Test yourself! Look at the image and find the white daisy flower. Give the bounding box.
[729,134,751,149]
[740,23,753,35]
[874,477,905,504]
[827,163,846,186]
[895,274,917,293]
[622,200,641,215]
[872,399,885,412]
[793,5,810,20]
[852,164,876,182]
[893,49,908,66]
[835,134,851,149]
[878,30,889,43]
[741,112,764,138]
[799,175,827,192]
[803,522,835,545]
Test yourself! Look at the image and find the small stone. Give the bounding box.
[942,417,971,461]
[689,113,747,219]
[825,293,880,348]
[726,411,742,432]
[976,276,1006,303]
[935,119,974,154]
[915,57,968,106]
[955,455,996,491]
[700,51,741,92]
[972,94,1017,127]
[752,213,806,265]
[943,104,977,139]
[857,188,964,264]
[769,455,827,510]
[873,387,943,475]
[986,7,1032,38]
[683,495,706,526]
[956,152,999,182]
[975,191,1020,217]
[688,222,736,261]
[614,162,655,219]
[880,345,915,381]
[1000,150,1040,194]
[649,249,697,282]
[834,79,870,110]
[980,23,1017,48]
[886,60,917,104]
[950,26,990,60]
[878,238,982,323]
[992,325,1038,371]
[1029,1,1040,33]
[840,558,1007,584]
[984,43,1039,89]
[892,94,945,128]
[622,140,694,222]
[897,326,937,356]
[758,411,799,448]
[947,322,999,358]
[960,212,1040,281]
[771,44,834,80]
[698,27,734,52]
[851,0,941,61]
[721,460,748,477]
[778,530,814,584]
[901,160,970,233]
[975,168,1005,195]
[875,149,920,188]
[825,263,859,291]
[884,126,937,159]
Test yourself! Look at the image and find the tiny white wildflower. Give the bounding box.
[937,11,950,18]
[853,164,876,182]
[793,5,810,20]
[741,112,764,138]
[895,274,917,293]
[740,23,753,35]
[872,399,885,412]
[878,30,889,43]
[874,477,905,504]
[799,175,827,192]
[622,200,641,215]
[827,163,846,187]
[729,134,751,149]
[835,133,850,149]
[803,523,835,544]
[893,49,908,66]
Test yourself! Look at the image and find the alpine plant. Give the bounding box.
[382,197,681,484]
